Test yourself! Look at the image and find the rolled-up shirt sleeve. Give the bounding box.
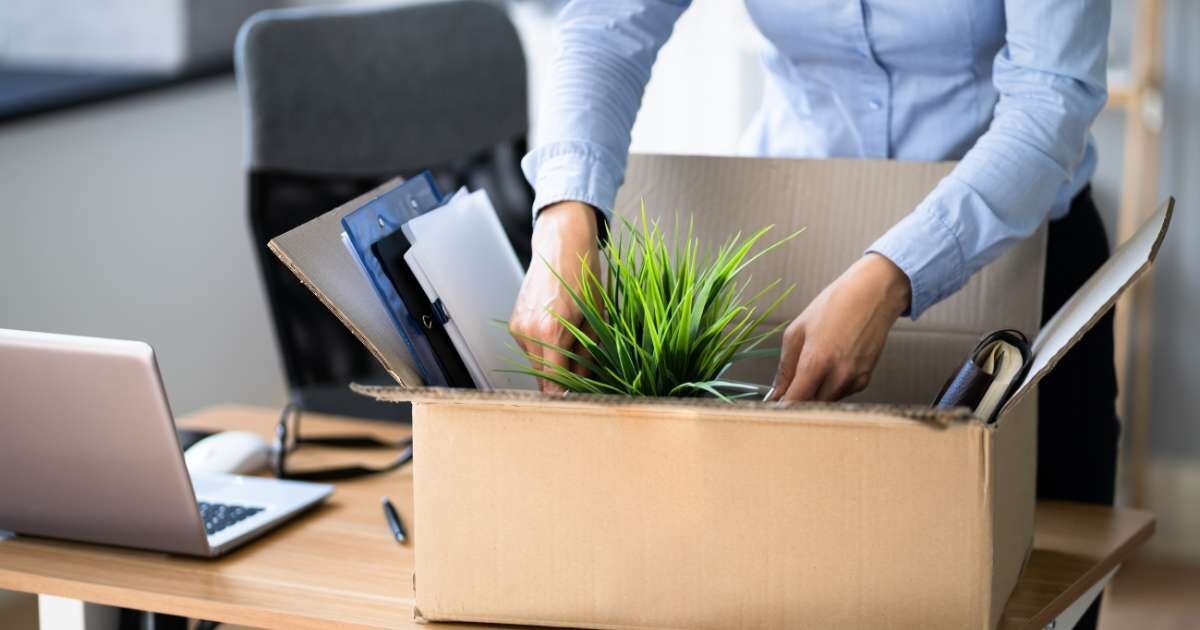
[522,0,690,219]
[868,0,1110,318]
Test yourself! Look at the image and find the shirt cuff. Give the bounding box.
[520,141,624,221]
[866,200,967,320]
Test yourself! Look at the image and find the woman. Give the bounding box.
[510,2,1116,626]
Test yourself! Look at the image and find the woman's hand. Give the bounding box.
[768,254,912,402]
[509,201,601,393]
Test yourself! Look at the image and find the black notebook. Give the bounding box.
[932,330,1032,423]
[372,230,476,388]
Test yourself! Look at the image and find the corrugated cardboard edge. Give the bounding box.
[979,422,996,630]
[351,383,976,428]
[264,177,421,387]
[413,572,421,622]
[945,417,1000,630]
[267,239,412,387]
[986,391,1039,629]
[1001,197,1175,415]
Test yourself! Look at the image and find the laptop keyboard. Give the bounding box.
[198,501,264,536]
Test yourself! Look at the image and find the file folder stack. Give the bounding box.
[325,173,536,391]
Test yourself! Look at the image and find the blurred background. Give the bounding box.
[0,0,1195,627]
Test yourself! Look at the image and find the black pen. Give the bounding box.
[381,496,407,544]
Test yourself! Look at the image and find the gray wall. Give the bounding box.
[0,77,287,416]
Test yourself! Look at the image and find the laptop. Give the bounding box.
[0,328,333,557]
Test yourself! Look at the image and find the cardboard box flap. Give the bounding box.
[615,155,1044,339]
[1002,198,1174,415]
[266,178,422,387]
[614,155,1046,404]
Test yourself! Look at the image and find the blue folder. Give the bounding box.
[341,172,448,386]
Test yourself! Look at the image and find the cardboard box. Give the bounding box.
[273,155,1173,629]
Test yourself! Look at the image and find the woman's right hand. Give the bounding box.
[509,200,602,393]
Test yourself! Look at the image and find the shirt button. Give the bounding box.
[868,99,882,111]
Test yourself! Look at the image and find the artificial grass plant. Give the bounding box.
[510,205,803,400]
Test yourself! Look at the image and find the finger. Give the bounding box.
[781,350,827,402]
[768,326,804,401]
[509,296,540,363]
[535,318,574,394]
[538,347,569,394]
[509,324,534,362]
[511,319,550,386]
[814,367,853,402]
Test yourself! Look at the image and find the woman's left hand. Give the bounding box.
[767,254,912,402]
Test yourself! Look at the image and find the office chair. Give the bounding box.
[235,1,533,420]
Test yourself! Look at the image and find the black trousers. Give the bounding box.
[1036,186,1118,629]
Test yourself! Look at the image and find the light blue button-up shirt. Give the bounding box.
[521,0,1110,318]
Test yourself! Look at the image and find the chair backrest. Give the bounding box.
[236,1,532,419]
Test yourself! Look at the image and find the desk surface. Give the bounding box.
[0,405,1155,629]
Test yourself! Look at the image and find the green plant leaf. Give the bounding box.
[513,202,802,401]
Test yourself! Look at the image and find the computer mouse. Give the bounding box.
[184,431,272,475]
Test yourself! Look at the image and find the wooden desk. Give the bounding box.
[0,405,1155,629]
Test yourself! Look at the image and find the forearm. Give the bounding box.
[869,0,1110,318]
[521,0,689,218]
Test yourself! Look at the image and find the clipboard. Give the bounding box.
[373,229,476,388]
[401,190,537,391]
[340,172,448,386]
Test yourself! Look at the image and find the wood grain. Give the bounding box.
[999,502,1155,629]
[0,405,1154,629]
